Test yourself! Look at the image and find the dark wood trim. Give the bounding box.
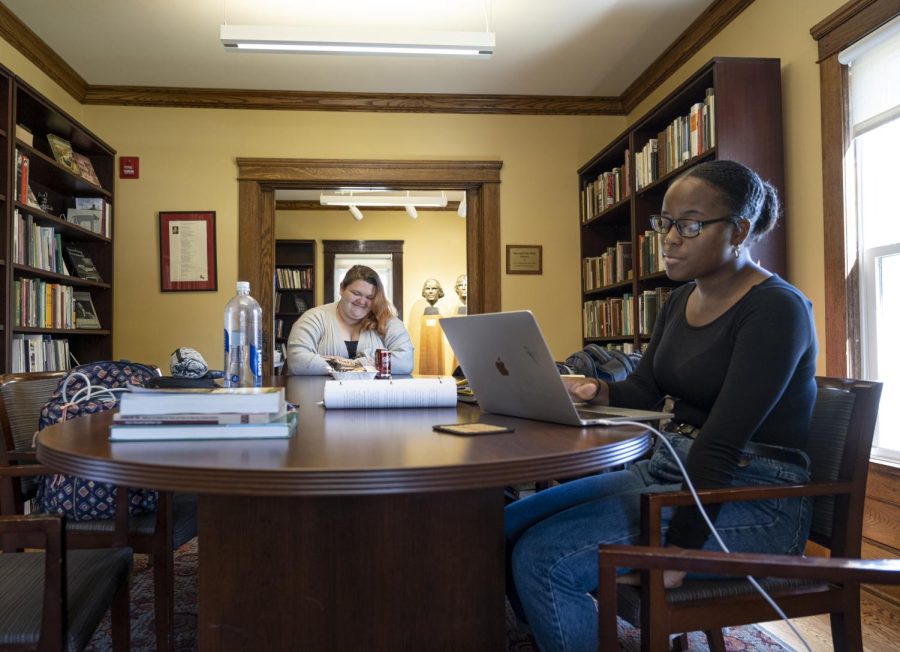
[275,199,461,212]
[819,55,854,378]
[83,85,622,115]
[811,0,900,60]
[321,239,405,315]
[0,3,87,101]
[619,0,755,112]
[0,0,747,116]
[237,158,502,374]
[812,0,900,378]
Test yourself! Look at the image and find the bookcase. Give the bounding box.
[578,57,785,351]
[274,239,316,369]
[2,69,116,373]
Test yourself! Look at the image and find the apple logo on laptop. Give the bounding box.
[495,357,510,376]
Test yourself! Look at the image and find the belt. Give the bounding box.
[665,422,808,469]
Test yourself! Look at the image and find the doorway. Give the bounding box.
[236,158,502,373]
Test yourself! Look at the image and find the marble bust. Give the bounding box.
[421,278,444,315]
[454,274,467,314]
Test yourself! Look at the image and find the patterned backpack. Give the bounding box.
[36,360,160,521]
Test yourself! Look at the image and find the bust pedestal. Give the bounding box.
[418,314,445,375]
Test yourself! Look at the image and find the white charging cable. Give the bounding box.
[612,419,813,652]
[61,371,128,406]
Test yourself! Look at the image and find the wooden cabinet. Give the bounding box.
[2,69,115,372]
[577,57,785,350]
[274,239,316,370]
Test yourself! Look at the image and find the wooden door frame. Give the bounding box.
[236,158,502,373]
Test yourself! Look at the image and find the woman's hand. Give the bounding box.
[562,376,607,404]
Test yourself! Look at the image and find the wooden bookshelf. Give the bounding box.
[3,69,116,372]
[577,57,785,351]
[274,239,316,369]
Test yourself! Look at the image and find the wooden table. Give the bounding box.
[37,376,652,651]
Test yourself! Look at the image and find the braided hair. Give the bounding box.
[679,160,781,243]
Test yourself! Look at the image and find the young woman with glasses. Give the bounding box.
[505,160,818,652]
[286,265,414,375]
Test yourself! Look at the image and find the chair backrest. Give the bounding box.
[0,372,68,515]
[805,376,883,557]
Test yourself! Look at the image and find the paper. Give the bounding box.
[168,220,209,282]
[323,377,457,409]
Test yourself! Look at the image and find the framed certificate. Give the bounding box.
[506,244,542,275]
[159,211,218,291]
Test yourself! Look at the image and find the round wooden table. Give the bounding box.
[37,376,652,651]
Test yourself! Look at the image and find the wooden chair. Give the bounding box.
[598,376,884,652]
[0,371,198,652]
[0,513,132,651]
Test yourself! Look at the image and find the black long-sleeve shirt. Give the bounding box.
[608,275,817,549]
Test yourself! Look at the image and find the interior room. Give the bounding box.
[0,0,898,650]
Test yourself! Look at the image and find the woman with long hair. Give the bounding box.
[287,265,414,375]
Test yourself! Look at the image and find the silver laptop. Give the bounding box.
[439,311,670,426]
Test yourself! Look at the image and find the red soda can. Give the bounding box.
[375,348,392,379]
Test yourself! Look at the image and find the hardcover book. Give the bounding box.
[73,291,101,329]
[64,244,103,282]
[118,386,285,416]
[46,134,82,175]
[73,152,101,186]
[109,411,297,441]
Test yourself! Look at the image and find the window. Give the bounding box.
[841,15,900,459]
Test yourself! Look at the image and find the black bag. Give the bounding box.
[564,344,641,383]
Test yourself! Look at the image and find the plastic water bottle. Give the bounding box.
[223,281,262,387]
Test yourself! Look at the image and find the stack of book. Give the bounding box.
[110,386,296,441]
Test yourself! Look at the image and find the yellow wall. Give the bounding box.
[0,0,848,371]
[275,207,467,319]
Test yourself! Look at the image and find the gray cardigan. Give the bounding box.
[286,301,415,375]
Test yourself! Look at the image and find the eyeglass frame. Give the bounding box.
[648,214,739,238]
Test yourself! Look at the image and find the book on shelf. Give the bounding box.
[64,244,103,282]
[73,290,101,329]
[322,377,457,409]
[67,208,103,234]
[46,134,82,175]
[15,278,75,329]
[15,123,33,147]
[109,411,297,442]
[73,152,101,186]
[10,334,70,373]
[16,150,30,204]
[118,385,286,416]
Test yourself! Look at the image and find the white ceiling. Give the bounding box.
[3,0,715,97]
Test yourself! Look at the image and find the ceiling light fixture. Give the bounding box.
[221,25,495,58]
[348,205,364,221]
[457,195,467,218]
[320,192,448,208]
[405,205,418,219]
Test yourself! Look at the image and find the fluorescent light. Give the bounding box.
[348,206,364,221]
[221,25,495,58]
[320,193,448,208]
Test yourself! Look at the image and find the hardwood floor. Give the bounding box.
[759,590,900,651]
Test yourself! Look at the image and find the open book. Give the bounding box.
[323,377,456,409]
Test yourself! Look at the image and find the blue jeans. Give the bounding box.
[505,433,812,652]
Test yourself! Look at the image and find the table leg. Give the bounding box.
[198,489,505,651]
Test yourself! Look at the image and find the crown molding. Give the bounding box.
[810,0,900,61]
[620,0,755,113]
[1,0,753,116]
[81,85,622,115]
[0,1,87,100]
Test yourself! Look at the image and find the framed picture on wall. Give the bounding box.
[506,245,542,275]
[159,211,218,291]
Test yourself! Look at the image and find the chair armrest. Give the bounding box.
[0,463,52,477]
[637,481,853,546]
[7,450,39,463]
[598,544,900,584]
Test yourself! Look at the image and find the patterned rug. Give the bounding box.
[87,538,794,651]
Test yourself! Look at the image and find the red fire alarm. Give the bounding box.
[119,156,140,179]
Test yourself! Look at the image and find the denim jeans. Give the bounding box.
[505,433,812,652]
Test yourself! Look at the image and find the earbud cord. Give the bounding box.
[616,420,813,652]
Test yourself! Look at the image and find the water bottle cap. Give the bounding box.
[236,281,250,292]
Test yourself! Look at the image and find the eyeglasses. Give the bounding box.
[649,214,736,238]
